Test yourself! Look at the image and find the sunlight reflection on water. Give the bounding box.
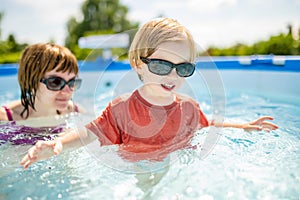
[0,70,299,199]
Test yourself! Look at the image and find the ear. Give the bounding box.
[135,66,143,74]
[135,67,143,81]
[134,60,145,75]
[133,64,144,82]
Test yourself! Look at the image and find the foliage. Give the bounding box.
[0,0,138,63]
[65,0,139,59]
[204,31,300,56]
[0,51,21,64]
[0,34,27,63]
[0,34,27,53]
[0,6,299,64]
[0,12,27,63]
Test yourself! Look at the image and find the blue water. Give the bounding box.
[0,69,299,199]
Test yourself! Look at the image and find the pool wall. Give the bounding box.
[1,55,300,75]
[1,55,299,105]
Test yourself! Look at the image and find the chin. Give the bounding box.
[56,102,69,110]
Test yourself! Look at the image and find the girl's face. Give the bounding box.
[137,40,192,96]
[36,68,77,112]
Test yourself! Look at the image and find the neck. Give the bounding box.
[30,100,60,118]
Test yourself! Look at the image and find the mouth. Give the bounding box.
[56,98,70,103]
[161,83,175,91]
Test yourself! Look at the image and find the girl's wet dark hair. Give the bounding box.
[18,43,78,119]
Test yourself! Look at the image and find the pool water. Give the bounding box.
[0,69,299,199]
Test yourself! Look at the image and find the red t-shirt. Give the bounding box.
[86,90,208,161]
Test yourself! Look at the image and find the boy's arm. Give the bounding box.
[210,116,278,132]
[20,127,97,169]
[58,127,97,149]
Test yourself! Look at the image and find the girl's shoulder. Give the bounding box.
[0,100,23,121]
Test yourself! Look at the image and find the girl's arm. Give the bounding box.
[210,116,278,132]
[20,127,97,169]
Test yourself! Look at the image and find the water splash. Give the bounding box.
[0,121,63,145]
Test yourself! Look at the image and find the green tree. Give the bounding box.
[7,34,18,52]
[205,24,300,56]
[0,12,27,63]
[0,12,3,40]
[65,0,138,54]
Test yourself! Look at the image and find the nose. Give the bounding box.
[168,68,179,79]
[60,84,73,93]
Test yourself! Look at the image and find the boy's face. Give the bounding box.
[137,40,192,95]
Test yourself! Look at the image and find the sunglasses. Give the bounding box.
[140,57,195,78]
[40,77,82,91]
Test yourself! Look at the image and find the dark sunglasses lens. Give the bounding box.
[70,79,82,90]
[148,61,172,75]
[177,64,195,77]
[67,79,76,88]
[47,77,64,90]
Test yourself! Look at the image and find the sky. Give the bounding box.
[1,0,300,50]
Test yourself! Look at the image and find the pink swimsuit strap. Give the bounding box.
[2,104,78,121]
[2,106,14,121]
[74,103,79,112]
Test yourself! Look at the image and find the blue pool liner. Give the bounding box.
[1,55,300,76]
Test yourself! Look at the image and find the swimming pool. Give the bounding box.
[0,56,299,199]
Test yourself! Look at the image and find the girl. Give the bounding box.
[0,43,83,121]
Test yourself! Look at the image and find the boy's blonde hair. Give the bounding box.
[129,17,196,69]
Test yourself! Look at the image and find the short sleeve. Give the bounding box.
[199,108,209,128]
[175,93,209,128]
[85,103,121,145]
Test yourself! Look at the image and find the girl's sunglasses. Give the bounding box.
[140,57,195,77]
[40,77,82,91]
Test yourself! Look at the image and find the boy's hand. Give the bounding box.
[242,116,278,132]
[20,139,63,170]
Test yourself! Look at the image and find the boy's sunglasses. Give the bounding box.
[140,57,195,78]
[40,77,82,91]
